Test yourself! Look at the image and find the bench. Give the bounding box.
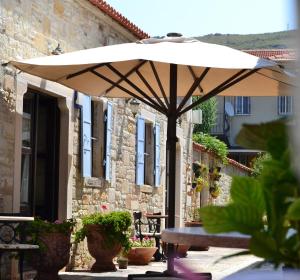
[0,214,39,280]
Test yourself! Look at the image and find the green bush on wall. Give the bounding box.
[193,132,228,164]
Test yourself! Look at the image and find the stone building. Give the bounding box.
[0,0,193,270]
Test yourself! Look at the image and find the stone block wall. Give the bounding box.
[0,0,137,212]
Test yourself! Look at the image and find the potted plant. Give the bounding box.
[200,120,300,269]
[22,218,75,280]
[209,182,221,199]
[117,248,129,269]
[74,211,131,272]
[127,236,157,265]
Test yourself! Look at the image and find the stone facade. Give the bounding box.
[0,0,193,271]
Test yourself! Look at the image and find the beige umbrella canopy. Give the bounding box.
[8,36,295,231]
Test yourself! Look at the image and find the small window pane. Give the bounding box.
[235,97,250,115]
[278,96,292,115]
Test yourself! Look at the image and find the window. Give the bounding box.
[278,96,292,115]
[144,122,155,186]
[136,116,160,187]
[234,97,251,115]
[77,92,112,180]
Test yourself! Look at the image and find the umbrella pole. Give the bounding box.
[166,64,178,274]
[166,63,178,229]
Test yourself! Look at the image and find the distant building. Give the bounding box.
[211,49,296,166]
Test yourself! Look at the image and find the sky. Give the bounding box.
[105,0,297,37]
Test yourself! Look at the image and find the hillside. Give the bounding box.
[195,30,297,50]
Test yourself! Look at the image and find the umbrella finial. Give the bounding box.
[51,43,64,55]
[166,32,182,37]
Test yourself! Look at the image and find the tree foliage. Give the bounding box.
[193,96,217,134]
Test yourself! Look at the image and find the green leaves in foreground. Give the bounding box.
[286,199,300,220]
[236,120,287,160]
[200,120,300,268]
[200,177,264,235]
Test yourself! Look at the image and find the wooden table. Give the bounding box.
[145,214,168,219]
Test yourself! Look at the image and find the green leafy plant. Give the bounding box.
[74,211,132,253]
[199,120,300,268]
[20,218,75,250]
[193,133,228,163]
[251,152,272,177]
[192,96,217,134]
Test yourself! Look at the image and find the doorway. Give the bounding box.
[20,90,60,221]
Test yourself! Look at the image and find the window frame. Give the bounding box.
[278,96,293,115]
[234,96,251,115]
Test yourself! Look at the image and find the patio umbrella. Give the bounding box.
[8,35,295,231]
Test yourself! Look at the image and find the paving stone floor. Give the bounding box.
[59,247,269,280]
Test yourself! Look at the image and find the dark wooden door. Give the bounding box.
[20,91,60,221]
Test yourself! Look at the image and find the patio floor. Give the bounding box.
[59,247,268,280]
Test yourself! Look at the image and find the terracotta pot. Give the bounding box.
[161,242,190,258]
[184,221,209,251]
[117,258,128,269]
[127,247,157,265]
[176,244,190,258]
[30,232,71,280]
[85,224,122,272]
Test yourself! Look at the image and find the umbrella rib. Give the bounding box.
[135,69,169,111]
[90,69,166,115]
[256,71,296,87]
[176,67,210,114]
[105,64,167,114]
[149,61,170,108]
[188,66,204,93]
[179,69,258,116]
[66,63,107,80]
[106,60,147,93]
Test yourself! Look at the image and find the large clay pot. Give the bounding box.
[127,247,157,265]
[161,242,190,258]
[30,232,71,280]
[85,224,122,272]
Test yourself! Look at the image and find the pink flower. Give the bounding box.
[54,220,62,224]
[144,236,149,240]
[101,205,108,210]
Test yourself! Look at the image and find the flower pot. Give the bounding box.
[184,221,209,251]
[85,224,122,272]
[117,258,128,269]
[30,232,71,280]
[127,247,157,265]
[161,242,190,258]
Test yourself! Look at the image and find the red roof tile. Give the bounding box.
[88,0,149,40]
[244,49,296,61]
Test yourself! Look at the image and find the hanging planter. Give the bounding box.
[210,183,221,199]
[195,177,208,192]
[209,166,221,181]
